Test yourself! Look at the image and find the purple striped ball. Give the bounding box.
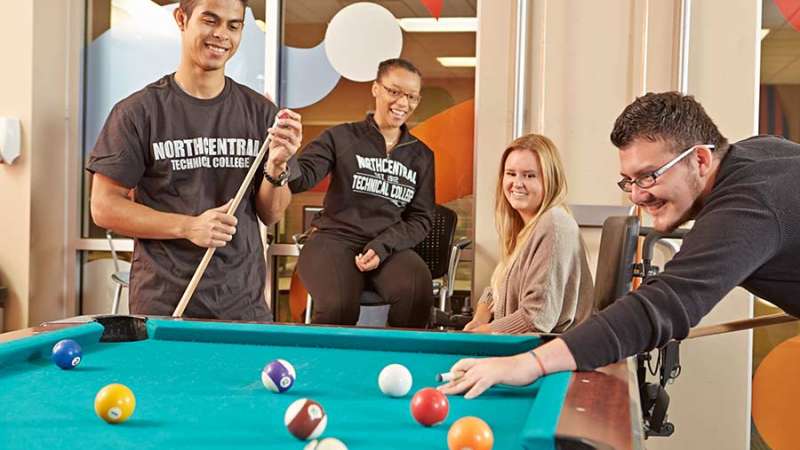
[262,359,296,393]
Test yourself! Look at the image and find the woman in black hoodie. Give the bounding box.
[287,58,435,328]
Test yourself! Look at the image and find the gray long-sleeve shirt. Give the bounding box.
[562,135,800,370]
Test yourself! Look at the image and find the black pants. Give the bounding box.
[297,232,433,328]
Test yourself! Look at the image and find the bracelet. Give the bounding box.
[529,350,547,376]
[263,164,290,187]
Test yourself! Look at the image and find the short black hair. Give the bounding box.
[376,58,422,81]
[180,0,249,19]
[610,91,729,157]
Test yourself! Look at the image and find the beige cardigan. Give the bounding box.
[481,207,594,334]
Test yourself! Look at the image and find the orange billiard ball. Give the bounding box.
[94,383,136,424]
[447,416,494,450]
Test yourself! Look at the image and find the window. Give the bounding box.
[751,2,800,448]
[78,0,268,313]
[271,1,477,321]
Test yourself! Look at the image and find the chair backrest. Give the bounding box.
[414,205,458,280]
[593,216,640,311]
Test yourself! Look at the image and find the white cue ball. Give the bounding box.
[378,363,413,397]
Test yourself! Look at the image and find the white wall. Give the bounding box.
[474,1,759,448]
[0,0,81,330]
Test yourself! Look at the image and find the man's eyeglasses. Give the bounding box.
[378,83,422,105]
[616,144,715,192]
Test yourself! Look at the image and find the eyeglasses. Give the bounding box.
[378,83,422,105]
[616,144,715,192]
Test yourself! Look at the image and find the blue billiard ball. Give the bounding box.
[262,359,296,393]
[51,339,82,370]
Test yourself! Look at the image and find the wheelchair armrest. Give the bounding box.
[292,230,313,248]
[453,238,472,250]
[445,238,472,300]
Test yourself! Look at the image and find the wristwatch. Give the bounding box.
[264,165,290,187]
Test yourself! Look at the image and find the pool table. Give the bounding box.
[0,316,643,450]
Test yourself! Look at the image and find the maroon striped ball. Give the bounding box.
[284,398,328,440]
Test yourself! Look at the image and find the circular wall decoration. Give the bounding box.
[281,42,341,109]
[324,3,403,82]
[752,335,800,449]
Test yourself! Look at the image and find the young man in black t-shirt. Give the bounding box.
[87,0,302,320]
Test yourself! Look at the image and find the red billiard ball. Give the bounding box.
[447,416,494,450]
[410,387,449,427]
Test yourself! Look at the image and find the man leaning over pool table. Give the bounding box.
[440,91,800,399]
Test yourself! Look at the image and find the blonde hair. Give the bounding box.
[490,134,570,296]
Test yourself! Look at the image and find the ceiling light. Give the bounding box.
[398,17,477,33]
[437,57,476,67]
[761,28,771,40]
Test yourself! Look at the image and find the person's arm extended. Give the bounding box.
[438,337,577,399]
[255,109,302,225]
[287,128,336,194]
[91,173,236,248]
[562,185,783,370]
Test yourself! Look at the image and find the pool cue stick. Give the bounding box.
[172,118,279,318]
[687,312,797,339]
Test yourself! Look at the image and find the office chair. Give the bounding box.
[293,204,471,327]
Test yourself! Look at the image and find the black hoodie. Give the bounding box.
[289,114,435,261]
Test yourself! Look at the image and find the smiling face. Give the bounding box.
[371,67,422,129]
[174,0,245,73]
[619,138,705,232]
[502,149,545,224]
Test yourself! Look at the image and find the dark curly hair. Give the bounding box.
[376,58,422,81]
[611,92,729,158]
[180,0,249,19]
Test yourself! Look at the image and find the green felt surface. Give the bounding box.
[0,319,568,450]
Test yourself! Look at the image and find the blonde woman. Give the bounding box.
[464,134,594,333]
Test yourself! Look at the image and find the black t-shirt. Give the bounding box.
[87,74,277,321]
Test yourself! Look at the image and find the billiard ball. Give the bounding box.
[262,359,296,393]
[378,363,413,397]
[447,416,494,450]
[304,437,348,450]
[284,398,327,440]
[51,339,82,370]
[410,387,449,427]
[94,383,136,424]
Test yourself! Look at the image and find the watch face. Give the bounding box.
[278,166,290,185]
[278,173,289,186]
